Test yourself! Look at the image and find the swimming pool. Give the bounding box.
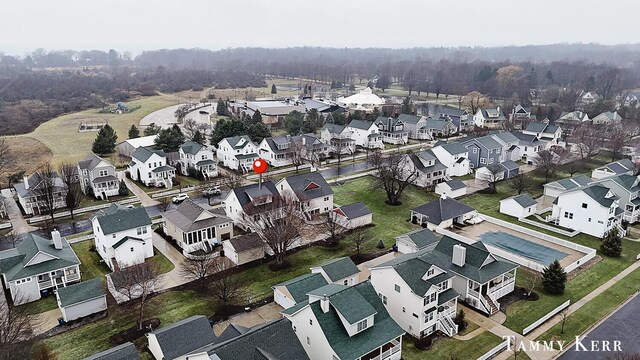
[479,231,569,265]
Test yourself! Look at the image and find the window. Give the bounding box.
[357,319,368,331]
[137,227,147,235]
[489,158,494,164]
[112,234,116,238]
[148,163,152,168]
[472,148,477,154]
[480,158,486,164]
[569,213,573,219]
[130,247,134,252]
[438,281,449,291]
[323,196,330,201]
[582,203,588,209]
[427,268,434,277]
[343,279,348,285]
[395,284,401,293]
[402,307,406,313]
[607,220,612,226]
[306,337,310,346]
[425,311,434,323]
[588,218,591,222]
[99,170,108,177]
[309,319,313,326]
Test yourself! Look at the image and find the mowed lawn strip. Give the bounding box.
[401,331,502,359]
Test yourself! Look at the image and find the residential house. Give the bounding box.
[222,233,264,266]
[396,114,428,140]
[592,111,623,126]
[223,181,281,229]
[116,135,157,158]
[431,143,470,177]
[459,135,502,170]
[623,92,640,107]
[276,172,334,218]
[128,147,175,188]
[555,111,590,132]
[345,120,384,149]
[543,175,591,199]
[509,105,536,130]
[282,281,405,360]
[333,201,373,229]
[258,134,330,168]
[178,141,217,178]
[162,199,233,255]
[77,153,120,200]
[513,132,545,163]
[310,257,360,287]
[337,87,385,111]
[230,100,306,125]
[395,228,440,255]
[147,315,216,360]
[550,184,623,238]
[425,104,471,132]
[591,174,640,223]
[56,278,107,322]
[435,180,467,199]
[473,107,506,129]
[491,132,522,162]
[371,236,518,326]
[217,136,259,173]
[0,231,80,304]
[274,272,329,309]
[499,194,538,219]
[410,197,477,231]
[320,123,357,155]
[422,117,458,139]
[592,159,636,180]
[374,116,409,145]
[522,122,562,146]
[14,173,67,216]
[580,91,600,105]
[84,342,140,360]
[401,150,448,188]
[92,204,153,270]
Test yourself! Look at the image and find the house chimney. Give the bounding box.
[452,244,466,267]
[23,175,30,190]
[320,294,330,313]
[51,230,63,250]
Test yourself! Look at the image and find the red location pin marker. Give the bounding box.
[253,159,268,174]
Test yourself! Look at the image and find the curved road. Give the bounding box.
[139,103,216,133]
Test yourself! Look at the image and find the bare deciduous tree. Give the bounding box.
[607,123,638,161]
[1,231,20,248]
[181,253,220,285]
[222,173,243,189]
[462,91,490,115]
[371,152,418,205]
[34,164,60,220]
[157,196,172,212]
[484,164,505,194]
[0,139,13,186]
[182,118,199,139]
[573,124,600,161]
[534,150,559,183]
[507,173,530,195]
[560,307,570,334]
[321,210,346,246]
[59,163,82,219]
[351,227,372,259]
[525,271,540,297]
[113,261,160,330]
[0,295,37,360]
[289,140,306,173]
[210,258,246,315]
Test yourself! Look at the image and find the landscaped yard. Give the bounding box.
[401,331,502,360]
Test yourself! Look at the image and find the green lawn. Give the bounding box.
[332,176,438,245]
[150,247,175,274]
[537,267,640,343]
[17,295,58,315]
[458,320,480,336]
[71,241,111,280]
[401,331,502,360]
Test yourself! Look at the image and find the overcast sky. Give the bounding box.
[2,0,639,56]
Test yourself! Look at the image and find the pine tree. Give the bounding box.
[251,110,263,125]
[401,96,413,114]
[118,180,129,196]
[601,228,623,257]
[154,126,185,152]
[128,125,140,139]
[92,124,117,155]
[144,123,161,136]
[192,130,205,145]
[542,260,567,295]
[271,84,277,94]
[217,98,227,116]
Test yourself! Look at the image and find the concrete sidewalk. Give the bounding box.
[1,188,38,234]
[152,232,188,290]
[121,174,159,208]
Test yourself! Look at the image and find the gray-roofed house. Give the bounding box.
[592,159,636,180]
[128,146,175,188]
[0,230,80,304]
[396,114,429,139]
[223,181,282,229]
[222,233,264,266]
[147,315,216,360]
[512,131,546,163]
[311,257,360,286]
[556,111,590,131]
[14,172,67,216]
[509,105,535,130]
[411,197,478,230]
[425,104,471,131]
[435,179,467,199]
[162,199,233,255]
[258,134,330,168]
[344,119,384,149]
[320,123,357,155]
[395,228,440,254]
[92,204,153,270]
[371,236,518,335]
[490,131,522,162]
[401,149,448,188]
[499,193,538,219]
[591,174,640,223]
[216,135,259,173]
[422,116,458,139]
[283,281,405,360]
[177,141,217,178]
[333,201,373,229]
[273,272,329,309]
[56,277,107,322]
[459,135,502,170]
[473,107,507,129]
[592,111,622,126]
[77,153,120,200]
[543,175,592,199]
[276,172,334,218]
[522,122,562,146]
[374,116,410,145]
[83,342,139,360]
[431,142,471,177]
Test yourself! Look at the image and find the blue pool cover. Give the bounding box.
[479,231,569,265]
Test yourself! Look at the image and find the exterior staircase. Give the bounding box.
[483,294,499,315]
[437,315,458,337]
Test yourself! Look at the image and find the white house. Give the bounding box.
[401,150,448,188]
[431,143,470,177]
[178,141,217,178]
[14,173,67,216]
[92,204,153,270]
[77,153,120,200]
[435,180,467,199]
[499,193,538,219]
[410,197,477,230]
[550,184,623,238]
[276,172,334,218]
[473,107,506,129]
[513,132,546,163]
[522,122,562,146]
[543,175,591,199]
[282,281,405,360]
[217,135,259,173]
[374,116,410,145]
[345,120,384,149]
[273,272,328,309]
[223,181,281,228]
[395,228,440,255]
[333,202,373,229]
[128,147,175,188]
[320,123,357,155]
[591,159,635,180]
[222,233,264,266]
[0,231,80,305]
[580,91,600,105]
[56,278,107,322]
[147,315,216,360]
[258,134,330,168]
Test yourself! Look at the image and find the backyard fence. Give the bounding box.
[64,234,94,244]
[477,338,510,360]
[522,299,571,335]
[28,197,139,224]
[518,217,579,237]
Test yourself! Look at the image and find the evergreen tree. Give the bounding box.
[271,84,277,94]
[401,96,413,114]
[210,118,247,145]
[331,110,347,125]
[192,130,206,145]
[128,125,140,139]
[143,123,161,136]
[92,124,117,155]
[217,98,227,116]
[154,126,185,152]
[376,74,391,91]
[118,180,129,196]
[369,107,381,121]
[251,110,263,125]
[247,122,272,143]
[542,260,567,295]
[349,83,356,91]
[601,228,623,257]
[284,110,305,135]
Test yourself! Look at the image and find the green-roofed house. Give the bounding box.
[543,175,591,199]
[310,257,360,286]
[273,273,329,309]
[0,231,80,304]
[395,229,440,254]
[371,236,517,338]
[282,281,405,360]
[178,141,217,178]
[499,193,538,219]
[56,277,107,322]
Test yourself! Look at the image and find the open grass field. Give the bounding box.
[401,331,502,359]
[3,136,53,177]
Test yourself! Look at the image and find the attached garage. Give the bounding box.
[56,278,107,322]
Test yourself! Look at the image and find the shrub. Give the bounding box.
[542,260,567,295]
[376,240,385,249]
[601,228,622,257]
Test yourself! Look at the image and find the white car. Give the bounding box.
[202,186,221,196]
[172,193,189,203]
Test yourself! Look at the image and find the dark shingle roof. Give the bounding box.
[150,315,216,359]
[348,119,375,130]
[443,179,466,191]
[334,202,372,219]
[408,151,448,174]
[227,181,279,208]
[507,194,537,208]
[57,278,105,307]
[227,233,263,252]
[181,141,204,155]
[548,175,591,190]
[78,153,109,171]
[501,160,519,171]
[328,285,377,324]
[313,257,360,282]
[281,172,333,201]
[607,174,640,191]
[95,204,151,235]
[163,200,232,233]
[525,122,548,133]
[580,185,618,207]
[411,197,475,225]
[83,342,139,360]
[439,143,468,155]
[396,229,440,250]
[223,135,254,149]
[277,273,328,303]
[322,123,346,134]
[397,114,423,124]
[131,146,165,162]
[599,159,635,174]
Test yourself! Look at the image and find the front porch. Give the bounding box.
[358,337,402,360]
[381,132,409,145]
[466,270,516,315]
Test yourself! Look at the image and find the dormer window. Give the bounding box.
[357,319,368,331]
[427,268,434,277]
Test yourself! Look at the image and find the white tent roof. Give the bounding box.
[337,87,385,106]
[120,135,157,149]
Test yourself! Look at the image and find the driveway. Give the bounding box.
[212,302,283,336]
[152,232,187,290]
[121,175,159,208]
[0,188,38,235]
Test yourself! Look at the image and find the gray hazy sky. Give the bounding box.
[2,0,639,56]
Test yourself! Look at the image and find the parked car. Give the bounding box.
[172,193,189,203]
[202,186,221,196]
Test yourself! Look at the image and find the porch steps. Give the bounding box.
[483,294,499,315]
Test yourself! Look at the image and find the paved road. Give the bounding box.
[144,192,227,217]
[139,103,214,131]
[559,293,640,359]
[319,161,373,178]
